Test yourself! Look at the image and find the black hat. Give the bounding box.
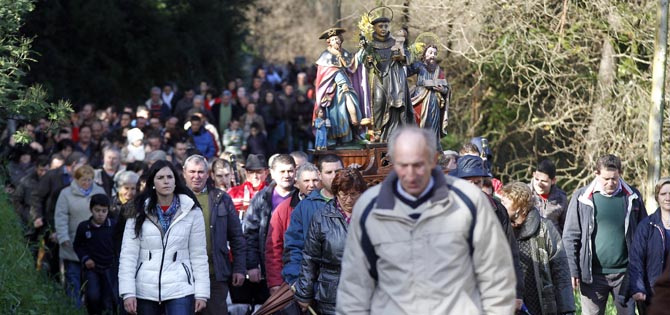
[371,16,391,24]
[244,154,268,170]
[318,28,346,40]
[449,155,491,178]
[369,6,393,25]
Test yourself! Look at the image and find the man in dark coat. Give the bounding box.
[243,154,296,304]
[31,152,88,274]
[183,155,246,315]
[450,155,525,308]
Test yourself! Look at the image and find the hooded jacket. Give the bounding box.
[562,178,646,285]
[188,127,217,159]
[54,180,105,262]
[118,194,210,303]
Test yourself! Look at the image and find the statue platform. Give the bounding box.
[311,143,392,186]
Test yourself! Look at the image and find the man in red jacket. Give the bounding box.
[265,163,321,295]
[227,154,269,214]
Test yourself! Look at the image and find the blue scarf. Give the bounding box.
[79,185,93,197]
[156,196,180,232]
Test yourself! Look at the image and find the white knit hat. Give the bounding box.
[127,128,144,144]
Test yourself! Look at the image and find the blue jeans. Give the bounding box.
[83,268,115,315]
[137,294,194,315]
[63,260,82,308]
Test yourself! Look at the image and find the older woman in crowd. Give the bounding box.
[499,181,574,315]
[295,168,367,314]
[55,164,106,308]
[109,170,140,313]
[118,160,209,314]
[629,177,670,314]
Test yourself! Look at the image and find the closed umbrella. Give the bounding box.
[252,282,316,315]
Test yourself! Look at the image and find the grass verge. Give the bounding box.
[0,190,84,314]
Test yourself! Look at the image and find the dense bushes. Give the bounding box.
[0,192,83,314]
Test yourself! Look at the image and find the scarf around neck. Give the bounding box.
[79,185,93,197]
[156,196,180,232]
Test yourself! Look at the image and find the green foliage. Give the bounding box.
[0,0,72,141]
[0,191,84,314]
[573,290,620,315]
[438,0,658,192]
[21,0,254,106]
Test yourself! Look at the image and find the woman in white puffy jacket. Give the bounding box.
[118,160,209,314]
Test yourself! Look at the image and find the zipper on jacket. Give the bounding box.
[152,201,194,304]
[182,263,192,285]
[652,221,666,267]
[134,262,143,279]
[157,229,171,304]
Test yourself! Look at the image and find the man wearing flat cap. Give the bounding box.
[314,27,363,146]
[227,154,269,213]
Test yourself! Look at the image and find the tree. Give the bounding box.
[0,0,71,143]
[407,0,667,194]
[240,0,668,195]
[647,0,668,211]
[20,0,253,107]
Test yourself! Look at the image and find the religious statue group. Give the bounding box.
[313,6,451,151]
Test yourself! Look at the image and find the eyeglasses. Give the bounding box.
[338,191,361,201]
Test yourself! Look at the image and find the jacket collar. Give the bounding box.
[515,208,541,240]
[648,208,663,225]
[242,180,267,193]
[289,190,302,208]
[377,167,449,210]
[578,178,638,207]
[208,187,225,205]
[305,188,331,202]
[87,217,114,228]
[372,168,453,224]
[173,194,197,222]
[577,178,640,235]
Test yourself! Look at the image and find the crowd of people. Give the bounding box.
[2,42,670,315]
